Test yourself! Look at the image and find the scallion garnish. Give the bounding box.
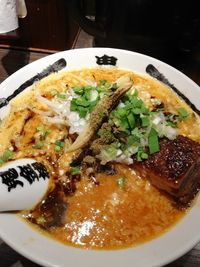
[137,147,148,161]
[32,141,44,149]
[141,116,150,127]
[70,86,99,118]
[70,167,80,175]
[36,125,44,132]
[70,80,115,118]
[55,140,65,147]
[0,149,13,165]
[177,107,189,121]
[55,145,61,152]
[166,121,177,128]
[73,86,84,95]
[56,93,66,99]
[127,113,135,128]
[148,128,159,154]
[127,135,137,146]
[54,140,65,152]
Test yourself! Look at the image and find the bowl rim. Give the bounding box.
[0,47,200,267]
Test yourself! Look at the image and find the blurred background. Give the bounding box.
[0,0,200,84]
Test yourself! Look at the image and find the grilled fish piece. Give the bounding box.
[132,136,200,206]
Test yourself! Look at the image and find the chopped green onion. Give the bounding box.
[177,107,189,121]
[116,177,125,187]
[148,128,159,154]
[132,107,143,114]
[137,147,148,161]
[131,128,143,139]
[165,113,177,128]
[70,167,80,175]
[70,99,78,111]
[127,135,138,146]
[55,140,65,147]
[54,140,65,152]
[131,98,143,108]
[127,113,135,129]
[70,83,106,118]
[116,108,126,117]
[36,125,44,132]
[32,141,44,149]
[0,149,13,165]
[141,116,150,127]
[2,150,13,161]
[132,89,138,96]
[73,86,84,95]
[79,107,88,118]
[75,98,90,107]
[85,89,92,100]
[119,118,130,132]
[89,100,98,112]
[85,85,94,91]
[56,93,66,99]
[141,152,148,159]
[55,145,61,152]
[166,121,177,128]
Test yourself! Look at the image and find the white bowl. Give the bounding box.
[0,48,200,267]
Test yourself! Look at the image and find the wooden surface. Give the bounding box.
[0,48,48,82]
[0,44,200,267]
[0,0,79,52]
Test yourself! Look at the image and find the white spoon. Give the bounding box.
[0,158,49,212]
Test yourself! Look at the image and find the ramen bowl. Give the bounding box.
[0,48,199,267]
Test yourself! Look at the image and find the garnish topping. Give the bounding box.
[0,149,13,165]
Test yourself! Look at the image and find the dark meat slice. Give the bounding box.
[132,136,200,206]
[28,184,67,229]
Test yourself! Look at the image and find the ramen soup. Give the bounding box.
[0,68,200,249]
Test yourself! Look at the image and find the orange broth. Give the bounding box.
[46,164,184,249]
[3,67,198,249]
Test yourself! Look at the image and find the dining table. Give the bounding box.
[0,45,200,267]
